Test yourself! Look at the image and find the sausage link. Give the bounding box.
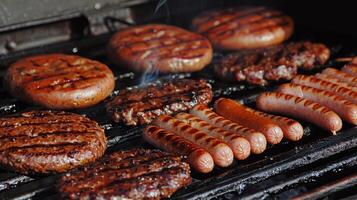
[190,104,267,154]
[292,75,357,104]
[143,126,214,173]
[245,107,304,141]
[152,115,234,167]
[256,92,343,134]
[214,98,284,144]
[176,113,251,160]
[342,63,357,77]
[321,68,357,88]
[278,83,357,125]
[315,73,356,91]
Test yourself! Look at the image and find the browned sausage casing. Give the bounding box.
[292,75,357,104]
[245,107,304,141]
[321,68,357,88]
[342,61,357,77]
[176,113,251,160]
[256,92,343,134]
[214,98,284,144]
[152,115,234,167]
[143,126,214,173]
[190,104,267,154]
[315,73,356,91]
[278,83,357,125]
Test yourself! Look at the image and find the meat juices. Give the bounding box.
[0,111,107,174]
[59,149,192,200]
[214,42,330,86]
[191,7,294,50]
[108,24,213,73]
[256,92,343,134]
[106,79,213,125]
[214,98,284,144]
[4,54,115,109]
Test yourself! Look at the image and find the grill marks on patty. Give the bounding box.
[106,79,213,125]
[59,149,192,200]
[0,111,107,174]
[214,42,330,85]
[108,24,213,73]
[5,54,115,109]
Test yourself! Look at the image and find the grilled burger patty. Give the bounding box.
[108,24,213,73]
[106,79,213,125]
[59,149,192,200]
[191,7,294,50]
[214,42,330,86]
[0,111,107,174]
[4,54,115,109]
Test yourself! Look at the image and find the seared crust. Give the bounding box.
[0,111,107,174]
[4,54,115,109]
[214,42,330,85]
[108,24,213,73]
[106,79,213,125]
[191,7,294,50]
[59,149,192,200]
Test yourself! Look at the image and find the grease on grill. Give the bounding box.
[106,79,213,125]
[59,149,192,200]
[4,54,115,109]
[0,110,107,174]
[108,24,213,73]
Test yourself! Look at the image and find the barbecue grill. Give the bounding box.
[0,0,356,199]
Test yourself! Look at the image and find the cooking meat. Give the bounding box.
[106,79,213,125]
[59,149,191,200]
[0,111,107,174]
[214,42,330,86]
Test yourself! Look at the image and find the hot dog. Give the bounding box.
[292,75,357,104]
[245,107,304,141]
[315,73,356,91]
[256,92,343,134]
[152,115,234,167]
[278,83,357,125]
[321,68,357,88]
[190,104,267,154]
[143,126,214,173]
[214,98,284,144]
[176,113,251,160]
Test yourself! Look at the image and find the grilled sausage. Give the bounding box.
[315,73,355,91]
[214,98,284,144]
[190,104,266,154]
[245,108,304,141]
[292,75,357,104]
[152,115,234,167]
[256,92,343,134]
[321,68,357,88]
[176,113,251,160]
[143,126,214,173]
[342,62,357,77]
[278,83,357,125]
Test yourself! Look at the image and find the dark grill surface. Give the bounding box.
[1,7,357,200]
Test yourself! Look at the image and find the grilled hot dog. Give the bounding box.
[152,115,234,167]
[143,126,214,173]
[321,68,357,88]
[176,113,251,160]
[256,92,343,134]
[190,104,267,154]
[214,98,284,144]
[278,83,357,125]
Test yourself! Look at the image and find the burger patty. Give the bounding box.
[0,111,107,174]
[106,79,213,125]
[214,41,330,86]
[59,149,192,200]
